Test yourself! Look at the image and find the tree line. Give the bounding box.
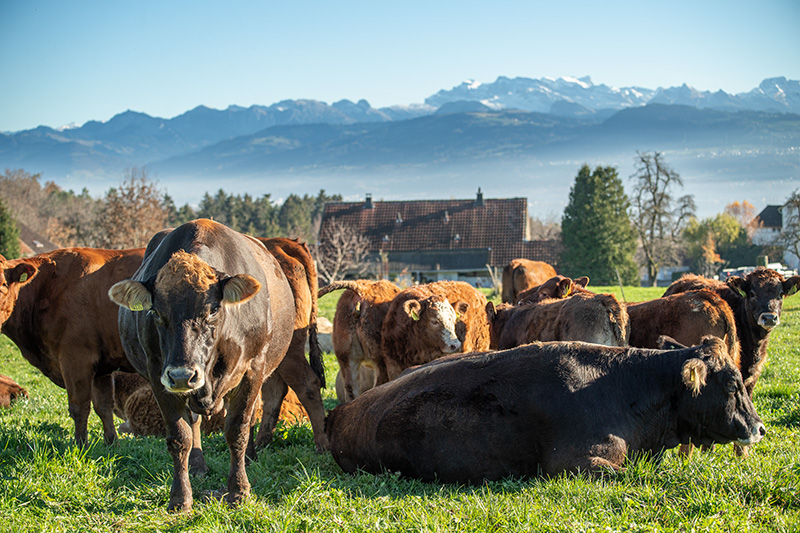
[560,152,794,286]
[0,168,341,256]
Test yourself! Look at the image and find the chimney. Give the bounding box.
[475,187,484,207]
[365,193,374,209]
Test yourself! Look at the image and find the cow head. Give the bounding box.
[676,337,765,448]
[0,256,37,324]
[727,268,800,331]
[485,301,514,349]
[403,294,464,354]
[517,275,590,304]
[109,251,260,400]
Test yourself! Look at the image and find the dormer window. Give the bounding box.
[453,233,461,243]
[382,234,390,242]
[443,211,450,223]
[395,213,403,225]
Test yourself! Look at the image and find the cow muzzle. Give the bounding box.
[737,422,767,446]
[162,365,206,393]
[758,313,779,330]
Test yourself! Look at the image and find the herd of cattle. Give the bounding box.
[0,222,797,512]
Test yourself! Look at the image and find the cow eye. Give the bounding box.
[149,309,165,325]
[725,380,738,394]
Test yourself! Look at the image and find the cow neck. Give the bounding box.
[617,349,694,453]
[718,288,769,388]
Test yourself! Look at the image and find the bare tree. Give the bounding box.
[725,200,761,240]
[778,189,800,268]
[98,168,168,249]
[629,152,695,286]
[315,217,372,284]
[528,214,562,241]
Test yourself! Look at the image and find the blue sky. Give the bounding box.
[1,0,799,132]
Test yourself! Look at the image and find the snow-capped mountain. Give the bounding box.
[426,76,800,115]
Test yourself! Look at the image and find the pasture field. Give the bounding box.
[0,286,798,532]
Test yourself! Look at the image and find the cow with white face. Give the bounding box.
[380,289,467,382]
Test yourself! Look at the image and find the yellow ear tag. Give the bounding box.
[19,273,27,283]
[411,309,420,321]
[130,303,144,312]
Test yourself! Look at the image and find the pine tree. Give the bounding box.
[0,198,21,259]
[561,165,639,285]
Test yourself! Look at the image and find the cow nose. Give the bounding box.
[757,424,767,438]
[165,366,202,391]
[759,313,779,329]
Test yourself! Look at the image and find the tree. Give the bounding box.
[98,168,168,249]
[724,200,760,239]
[528,214,562,241]
[561,165,639,285]
[629,151,695,286]
[778,189,800,268]
[0,198,21,259]
[315,217,372,284]
[683,213,746,276]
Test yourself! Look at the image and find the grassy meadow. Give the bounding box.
[0,286,798,532]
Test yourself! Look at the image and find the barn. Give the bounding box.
[318,189,561,286]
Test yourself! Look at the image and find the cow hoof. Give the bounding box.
[225,490,250,507]
[167,500,193,513]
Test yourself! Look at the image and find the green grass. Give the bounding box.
[0,289,798,531]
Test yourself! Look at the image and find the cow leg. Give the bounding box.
[188,412,208,477]
[253,372,288,450]
[156,394,195,512]
[275,347,329,452]
[91,373,117,445]
[224,375,261,507]
[62,367,94,447]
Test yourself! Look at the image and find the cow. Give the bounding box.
[319,280,401,402]
[501,259,557,303]
[1,248,145,445]
[380,281,490,382]
[326,337,765,483]
[112,370,307,436]
[485,291,629,350]
[253,238,327,451]
[516,275,590,304]
[109,219,296,511]
[0,374,27,407]
[663,268,800,396]
[334,366,375,403]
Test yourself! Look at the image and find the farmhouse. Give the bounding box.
[318,189,560,286]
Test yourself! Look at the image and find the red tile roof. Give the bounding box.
[320,193,560,269]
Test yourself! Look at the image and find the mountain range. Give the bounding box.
[1,76,798,215]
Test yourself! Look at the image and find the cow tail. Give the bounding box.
[709,291,741,369]
[318,280,362,298]
[303,244,326,389]
[606,294,630,346]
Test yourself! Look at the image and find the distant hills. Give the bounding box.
[1,76,798,214]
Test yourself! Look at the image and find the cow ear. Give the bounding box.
[657,335,686,350]
[783,276,800,297]
[681,358,707,396]
[485,301,496,322]
[403,299,422,321]
[5,264,36,286]
[109,280,153,312]
[222,274,261,305]
[557,279,572,298]
[727,276,748,298]
[454,301,469,318]
[574,276,589,288]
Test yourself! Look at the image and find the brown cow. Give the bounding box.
[327,337,765,483]
[253,238,327,451]
[319,280,401,402]
[516,275,590,304]
[1,248,145,445]
[380,281,490,381]
[486,291,629,350]
[110,219,296,510]
[0,374,27,407]
[501,259,557,303]
[664,268,800,396]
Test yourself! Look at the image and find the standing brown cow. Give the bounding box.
[501,259,557,303]
[1,248,144,445]
[664,268,800,396]
[320,280,401,402]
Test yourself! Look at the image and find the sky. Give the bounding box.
[1,0,799,133]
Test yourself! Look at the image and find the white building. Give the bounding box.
[752,203,800,270]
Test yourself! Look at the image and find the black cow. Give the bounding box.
[326,337,765,483]
[109,219,295,511]
[664,268,800,396]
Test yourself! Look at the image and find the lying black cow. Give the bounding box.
[326,337,765,483]
[109,219,295,511]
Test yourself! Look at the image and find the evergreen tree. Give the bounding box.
[561,165,639,285]
[0,198,21,259]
